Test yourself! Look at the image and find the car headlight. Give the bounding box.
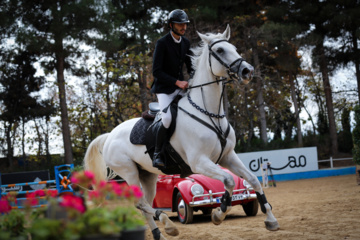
[191,184,204,196]
[243,180,252,189]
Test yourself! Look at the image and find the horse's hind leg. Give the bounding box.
[220,151,280,231]
[138,169,179,240]
[106,157,178,240]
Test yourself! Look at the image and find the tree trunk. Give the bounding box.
[5,122,14,169]
[319,44,338,155]
[45,118,51,164]
[352,29,360,103]
[56,48,73,164]
[34,119,44,165]
[289,72,303,147]
[253,48,267,144]
[21,119,26,158]
[105,55,113,132]
[244,85,254,149]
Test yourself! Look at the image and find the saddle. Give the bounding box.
[129,100,193,177]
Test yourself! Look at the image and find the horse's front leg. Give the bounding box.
[220,151,280,231]
[190,158,235,225]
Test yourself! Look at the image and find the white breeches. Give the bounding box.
[157,89,185,129]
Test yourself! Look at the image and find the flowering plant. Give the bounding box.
[0,189,60,240]
[66,170,145,238]
[0,170,145,240]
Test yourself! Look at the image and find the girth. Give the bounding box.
[178,106,230,164]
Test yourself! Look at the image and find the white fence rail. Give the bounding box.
[318,157,353,168]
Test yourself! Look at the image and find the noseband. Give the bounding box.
[208,39,245,81]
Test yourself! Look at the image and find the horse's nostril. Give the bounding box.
[242,68,250,77]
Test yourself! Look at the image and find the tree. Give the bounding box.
[263,1,305,146]
[290,0,339,155]
[327,0,360,104]
[0,50,47,169]
[15,0,105,164]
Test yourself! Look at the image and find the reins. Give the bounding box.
[187,77,232,90]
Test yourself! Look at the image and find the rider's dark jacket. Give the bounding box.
[151,32,193,94]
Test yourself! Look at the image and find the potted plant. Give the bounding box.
[352,105,360,185]
[0,170,146,240]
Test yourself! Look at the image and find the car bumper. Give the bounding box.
[189,188,257,207]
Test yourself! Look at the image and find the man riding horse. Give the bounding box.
[151,9,194,168]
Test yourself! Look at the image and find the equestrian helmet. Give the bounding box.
[168,9,190,27]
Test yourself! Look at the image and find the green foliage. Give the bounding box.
[352,105,360,165]
[28,218,76,240]
[0,210,26,239]
[112,206,145,230]
[74,208,123,237]
[338,108,353,153]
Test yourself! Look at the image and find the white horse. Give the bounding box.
[84,25,280,240]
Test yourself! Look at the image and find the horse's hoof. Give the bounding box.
[159,212,179,236]
[164,220,179,236]
[164,226,179,236]
[211,208,222,225]
[265,220,280,231]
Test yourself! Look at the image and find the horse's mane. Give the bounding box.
[190,32,225,73]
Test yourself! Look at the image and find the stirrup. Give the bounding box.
[153,156,165,167]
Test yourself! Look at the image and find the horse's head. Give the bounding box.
[197,25,254,84]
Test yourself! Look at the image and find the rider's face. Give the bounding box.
[171,23,187,38]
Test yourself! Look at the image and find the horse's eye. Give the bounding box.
[216,48,224,54]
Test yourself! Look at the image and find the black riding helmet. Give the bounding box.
[167,9,190,28]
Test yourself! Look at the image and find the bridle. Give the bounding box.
[187,39,245,89]
[186,39,247,118]
[179,39,246,164]
[208,39,245,82]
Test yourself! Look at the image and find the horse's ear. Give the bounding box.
[223,24,231,40]
[197,31,211,44]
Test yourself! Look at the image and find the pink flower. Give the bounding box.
[88,190,101,201]
[0,199,12,213]
[60,195,86,213]
[70,175,79,184]
[110,182,123,196]
[129,185,143,199]
[70,170,96,192]
[34,189,45,197]
[98,180,107,188]
[46,189,58,198]
[84,171,95,180]
[24,192,39,207]
[121,185,143,199]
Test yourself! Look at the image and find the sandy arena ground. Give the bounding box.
[145,174,360,240]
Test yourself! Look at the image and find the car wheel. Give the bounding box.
[176,192,193,224]
[242,198,259,216]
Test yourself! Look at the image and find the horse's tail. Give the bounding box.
[83,133,110,182]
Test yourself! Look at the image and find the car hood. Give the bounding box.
[187,170,240,193]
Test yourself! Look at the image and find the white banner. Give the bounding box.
[237,147,318,176]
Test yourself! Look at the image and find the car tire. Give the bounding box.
[242,198,259,216]
[176,192,193,224]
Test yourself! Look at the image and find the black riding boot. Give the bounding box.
[153,124,167,168]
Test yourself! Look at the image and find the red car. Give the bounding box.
[153,167,259,224]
